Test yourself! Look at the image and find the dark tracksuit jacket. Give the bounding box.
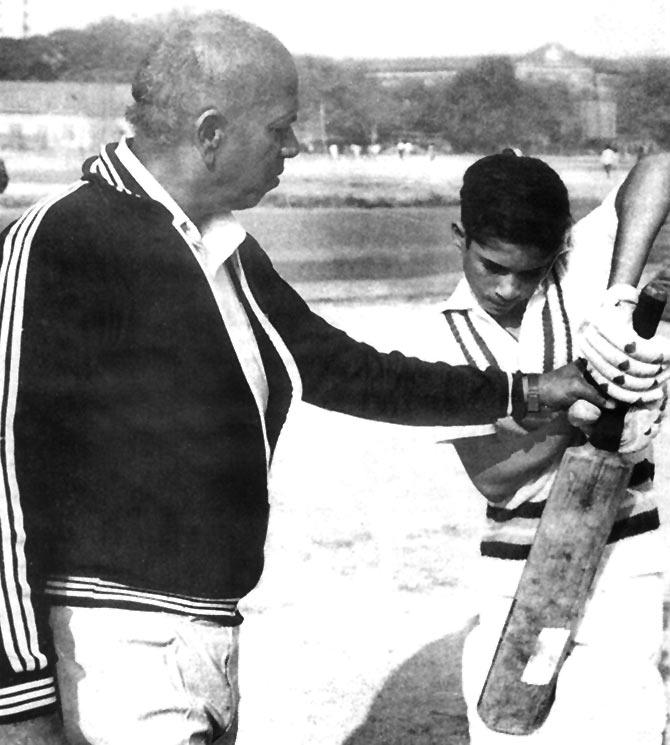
[0,141,521,721]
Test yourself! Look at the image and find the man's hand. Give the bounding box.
[537,361,612,412]
[567,384,666,461]
[0,714,69,745]
[578,284,670,403]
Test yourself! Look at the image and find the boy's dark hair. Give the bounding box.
[460,152,571,256]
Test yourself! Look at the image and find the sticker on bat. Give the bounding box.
[520,627,571,686]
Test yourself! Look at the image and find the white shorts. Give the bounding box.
[462,570,667,745]
[50,606,240,745]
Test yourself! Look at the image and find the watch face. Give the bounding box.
[527,374,541,413]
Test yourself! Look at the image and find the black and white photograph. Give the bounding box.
[0,1,669,743]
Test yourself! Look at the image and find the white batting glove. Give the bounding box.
[619,384,667,460]
[577,284,670,404]
[567,387,666,459]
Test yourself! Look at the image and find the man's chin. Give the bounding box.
[236,182,279,210]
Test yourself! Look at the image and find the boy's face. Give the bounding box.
[462,234,559,321]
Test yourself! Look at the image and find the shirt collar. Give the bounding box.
[114,137,246,274]
[438,277,479,312]
[198,215,247,275]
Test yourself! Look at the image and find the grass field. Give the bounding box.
[0,148,645,208]
[1,151,669,743]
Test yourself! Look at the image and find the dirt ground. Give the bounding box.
[1,153,666,743]
[236,301,670,745]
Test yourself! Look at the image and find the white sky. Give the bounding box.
[9,0,670,58]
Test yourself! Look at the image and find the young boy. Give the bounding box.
[436,153,667,743]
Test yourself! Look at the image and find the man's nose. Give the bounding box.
[280,128,300,159]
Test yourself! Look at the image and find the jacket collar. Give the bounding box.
[85,137,191,229]
[84,138,246,271]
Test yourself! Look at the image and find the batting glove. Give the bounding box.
[577,284,670,404]
[619,384,667,460]
[567,387,666,460]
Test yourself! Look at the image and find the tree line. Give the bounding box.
[1,16,669,152]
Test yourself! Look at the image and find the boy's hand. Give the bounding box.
[536,361,612,411]
[619,386,667,460]
[578,284,670,403]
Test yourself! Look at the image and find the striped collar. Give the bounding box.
[86,138,246,272]
[441,268,574,373]
[115,136,192,231]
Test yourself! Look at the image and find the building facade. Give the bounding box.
[0,81,131,151]
[366,43,620,141]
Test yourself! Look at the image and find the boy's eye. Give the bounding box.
[519,267,546,280]
[482,259,507,275]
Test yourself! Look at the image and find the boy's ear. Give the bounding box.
[452,222,466,251]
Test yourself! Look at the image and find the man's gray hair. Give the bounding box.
[126,12,292,148]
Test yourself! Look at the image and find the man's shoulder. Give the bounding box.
[3,180,96,240]
[237,232,273,273]
[3,178,148,252]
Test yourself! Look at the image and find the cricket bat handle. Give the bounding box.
[589,281,667,451]
[476,281,667,735]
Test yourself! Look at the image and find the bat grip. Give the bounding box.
[587,281,667,452]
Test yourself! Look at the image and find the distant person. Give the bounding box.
[501,147,523,157]
[427,144,436,160]
[397,140,405,159]
[0,13,605,745]
[350,143,362,159]
[600,144,618,178]
[328,142,339,160]
[0,157,8,194]
[436,153,670,744]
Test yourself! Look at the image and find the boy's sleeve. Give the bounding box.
[0,217,61,722]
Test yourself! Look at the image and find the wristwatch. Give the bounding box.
[524,373,542,413]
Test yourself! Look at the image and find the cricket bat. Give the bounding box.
[476,281,667,735]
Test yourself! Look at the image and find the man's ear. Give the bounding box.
[452,222,466,252]
[194,109,227,171]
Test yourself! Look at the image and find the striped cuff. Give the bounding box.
[45,575,242,622]
[0,673,57,723]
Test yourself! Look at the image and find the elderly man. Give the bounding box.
[0,13,626,745]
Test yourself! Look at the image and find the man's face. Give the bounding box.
[213,62,299,211]
[462,235,559,322]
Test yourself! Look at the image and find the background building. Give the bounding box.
[0,81,130,151]
[366,42,621,141]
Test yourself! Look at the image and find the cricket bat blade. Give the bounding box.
[476,280,667,734]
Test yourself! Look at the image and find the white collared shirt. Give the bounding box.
[114,137,272,464]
